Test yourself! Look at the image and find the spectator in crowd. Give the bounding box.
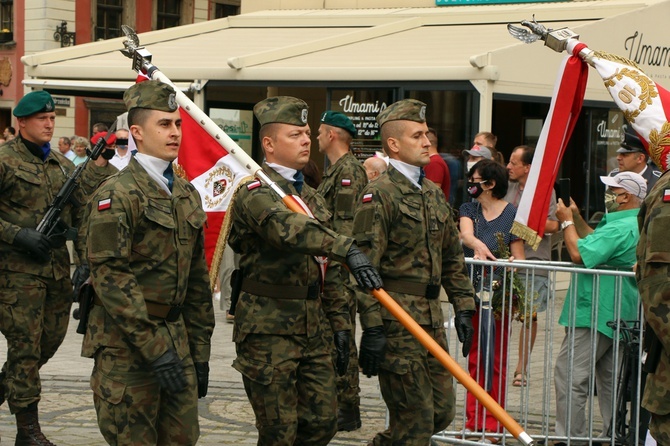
[459,158,524,437]
[439,147,461,206]
[363,155,387,182]
[425,127,451,200]
[3,126,15,140]
[554,171,644,444]
[91,122,108,136]
[463,145,493,175]
[108,128,132,170]
[71,136,90,165]
[505,145,559,387]
[474,131,505,165]
[354,99,475,445]
[57,136,76,161]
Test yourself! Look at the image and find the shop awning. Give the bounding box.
[20,0,670,102]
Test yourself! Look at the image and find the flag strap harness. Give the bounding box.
[119,25,533,446]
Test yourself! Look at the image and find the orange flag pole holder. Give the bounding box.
[119,26,533,446]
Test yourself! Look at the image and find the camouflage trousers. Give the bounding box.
[649,413,670,445]
[234,332,338,446]
[91,346,199,446]
[369,322,455,446]
[336,283,361,409]
[0,272,71,414]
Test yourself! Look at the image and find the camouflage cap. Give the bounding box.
[376,99,427,127]
[254,96,308,127]
[123,80,178,112]
[321,111,356,137]
[13,91,55,118]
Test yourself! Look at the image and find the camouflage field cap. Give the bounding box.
[13,91,55,117]
[123,80,178,112]
[321,111,356,137]
[376,99,427,127]
[254,96,308,127]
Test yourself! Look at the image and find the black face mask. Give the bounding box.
[467,181,486,198]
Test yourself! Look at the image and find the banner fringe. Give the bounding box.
[511,221,541,251]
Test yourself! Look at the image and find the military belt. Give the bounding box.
[93,295,182,322]
[241,279,319,300]
[382,279,441,300]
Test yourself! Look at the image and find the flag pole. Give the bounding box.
[119,26,533,446]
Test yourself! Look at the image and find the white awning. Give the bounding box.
[20,0,670,102]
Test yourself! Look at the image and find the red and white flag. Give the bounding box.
[512,43,589,249]
[177,111,251,285]
[564,39,670,172]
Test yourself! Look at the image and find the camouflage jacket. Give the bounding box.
[0,136,115,280]
[353,165,476,329]
[637,170,670,415]
[228,163,354,339]
[81,157,215,365]
[318,151,369,324]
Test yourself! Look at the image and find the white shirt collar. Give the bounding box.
[389,158,422,189]
[266,162,299,184]
[134,152,172,195]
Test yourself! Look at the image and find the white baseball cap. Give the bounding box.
[600,171,647,199]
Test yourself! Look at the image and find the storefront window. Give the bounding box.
[326,89,395,161]
[209,107,254,157]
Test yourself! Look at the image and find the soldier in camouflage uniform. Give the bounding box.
[0,90,115,445]
[81,80,215,445]
[352,99,476,445]
[228,96,382,446]
[637,162,670,444]
[316,110,368,431]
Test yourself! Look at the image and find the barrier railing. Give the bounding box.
[432,259,643,446]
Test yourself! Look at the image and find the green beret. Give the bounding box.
[13,91,55,118]
[320,111,356,137]
[376,99,427,127]
[254,96,308,127]
[123,80,178,112]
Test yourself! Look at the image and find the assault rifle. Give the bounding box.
[36,121,117,244]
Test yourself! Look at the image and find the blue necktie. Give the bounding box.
[418,168,425,185]
[293,171,304,194]
[163,163,174,192]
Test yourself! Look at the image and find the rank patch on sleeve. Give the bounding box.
[664,189,670,203]
[341,179,351,186]
[247,180,262,191]
[362,193,373,203]
[97,198,112,211]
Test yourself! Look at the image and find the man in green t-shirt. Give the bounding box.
[553,171,645,444]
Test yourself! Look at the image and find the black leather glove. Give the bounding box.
[71,264,90,302]
[195,362,209,398]
[14,228,51,263]
[150,349,187,394]
[345,245,383,290]
[334,330,350,377]
[359,326,386,378]
[455,310,476,357]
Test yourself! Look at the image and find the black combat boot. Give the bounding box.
[15,404,56,446]
[337,405,362,432]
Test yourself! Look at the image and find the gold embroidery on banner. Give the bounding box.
[204,164,234,209]
[601,66,658,124]
[593,51,642,71]
[648,122,670,168]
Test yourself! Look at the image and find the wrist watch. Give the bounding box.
[560,220,574,230]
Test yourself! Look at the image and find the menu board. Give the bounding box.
[329,89,394,161]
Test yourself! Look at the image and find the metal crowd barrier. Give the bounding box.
[431,258,643,446]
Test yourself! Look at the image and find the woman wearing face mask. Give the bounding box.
[458,159,525,440]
